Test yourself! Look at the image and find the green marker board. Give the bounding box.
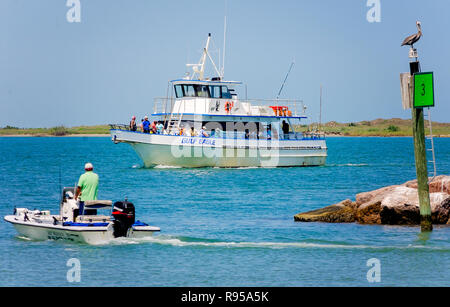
[414,72,435,108]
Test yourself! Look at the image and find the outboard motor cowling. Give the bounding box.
[112,200,135,238]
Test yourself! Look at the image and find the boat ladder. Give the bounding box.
[424,107,437,183]
[167,103,183,134]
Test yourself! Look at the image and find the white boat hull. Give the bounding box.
[4,215,159,245]
[111,130,327,168]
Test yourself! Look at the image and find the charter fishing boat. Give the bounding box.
[110,34,327,168]
[4,187,160,244]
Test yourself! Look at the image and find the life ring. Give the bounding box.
[224,101,234,112]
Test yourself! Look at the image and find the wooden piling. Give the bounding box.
[410,61,433,232]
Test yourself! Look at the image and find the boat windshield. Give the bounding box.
[174,84,232,99]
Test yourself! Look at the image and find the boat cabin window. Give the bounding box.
[210,85,221,99]
[174,85,184,98]
[221,86,232,99]
[211,85,232,99]
[183,85,196,97]
[175,84,233,99]
[194,85,210,98]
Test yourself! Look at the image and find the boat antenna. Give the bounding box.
[319,84,323,132]
[276,60,295,100]
[59,166,62,196]
[221,2,227,79]
[58,166,62,217]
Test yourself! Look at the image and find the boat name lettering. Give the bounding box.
[181,138,216,146]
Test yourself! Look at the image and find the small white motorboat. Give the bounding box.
[4,187,160,245]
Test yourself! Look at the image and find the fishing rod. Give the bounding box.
[58,166,62,218]
[276,61,295,100]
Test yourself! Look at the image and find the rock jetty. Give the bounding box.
[294,175,450,225]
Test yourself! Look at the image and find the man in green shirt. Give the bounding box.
[75,163,99,215]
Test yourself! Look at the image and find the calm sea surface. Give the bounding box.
[0,136,449,286]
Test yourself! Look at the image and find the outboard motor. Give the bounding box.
[112,200,135,238]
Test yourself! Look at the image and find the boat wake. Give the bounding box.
[153,165,183,169]
[16,236,34,241]
[131,164,184,169]
[109,235,449,251]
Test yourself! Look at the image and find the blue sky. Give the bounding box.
[1,0,449,128]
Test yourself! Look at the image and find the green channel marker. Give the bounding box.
[414,72,435,108]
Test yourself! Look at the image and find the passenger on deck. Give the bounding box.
[151,121,157,134]
[142,116,150,133]
[156,122,164,134]
[74,163,99,216]
[189,127,198,137]
[215,128,223,138]
[199,126,209,138]
[282,120,290,139]
[129,116,137,131]
[245,130,250,139]
[267,124,272,140]
[258,130,264,140]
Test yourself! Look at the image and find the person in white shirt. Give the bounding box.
[199,126,209,137]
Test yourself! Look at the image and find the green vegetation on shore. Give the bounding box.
[296,118,450,137]
[1,118,449,137]
[0,125,110,136]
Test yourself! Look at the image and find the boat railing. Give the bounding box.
[153,98,176,115]
[220,131,272,140]
[238,98,305,117]
[152,97,305,117]
[279,132,325,140]
[301,131,326,140]
[109,124,325,141]
[109,124,130,131]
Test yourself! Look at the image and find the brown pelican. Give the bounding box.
[401,21,422,48]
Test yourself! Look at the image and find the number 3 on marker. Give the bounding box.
[421,83,426,96]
